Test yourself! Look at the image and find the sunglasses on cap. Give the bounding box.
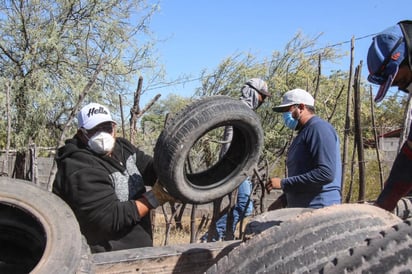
[368,37,403,85]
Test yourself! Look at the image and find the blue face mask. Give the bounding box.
[282,111,298,130]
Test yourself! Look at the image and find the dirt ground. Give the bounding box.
[151,189,282,246]
[151,205,257,246]
[152,213,206,246]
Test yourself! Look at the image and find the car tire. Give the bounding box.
[0,177,93,274]
[243,207,314,239]
[206,204,401,274]
[153,96,263,204]
[322,218,412,273]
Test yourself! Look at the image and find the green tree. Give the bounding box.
[0,0,160,152]
[138,94,193,153]
[188,31,398,202]
[193,32,346,168]
[371,91,407,134]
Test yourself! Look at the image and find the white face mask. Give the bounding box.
[88,132,115,154]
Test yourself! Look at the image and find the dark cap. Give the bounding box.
[367,24,406,103]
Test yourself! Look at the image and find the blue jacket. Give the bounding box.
[281,116,342,208]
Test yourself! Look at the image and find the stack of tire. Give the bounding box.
[2,96,412,273]
[0,95,264,273]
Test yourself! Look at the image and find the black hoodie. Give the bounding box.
[53,136,157,252]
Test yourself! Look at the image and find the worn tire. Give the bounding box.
[0,177,93,274]
[322,218,412,273]
[206,204,401,274]
[153,96,263,204]
[243,207,314,239]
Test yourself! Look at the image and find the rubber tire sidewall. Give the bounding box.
[0,178,93,274]
[154,96,263,204]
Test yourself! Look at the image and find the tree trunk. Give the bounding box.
[130,77,143,144]
[119,94,126,138]
[342,36,355,195]
[353,63,366,202]
[4,82,12,176]
[369,86,384,190]
[12,151,25,180]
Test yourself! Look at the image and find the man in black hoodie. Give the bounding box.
[53,102,174,253]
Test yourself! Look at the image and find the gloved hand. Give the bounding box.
[142,180,178,208]
[152,180,178,205]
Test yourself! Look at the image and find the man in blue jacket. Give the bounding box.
[266,89,342,208]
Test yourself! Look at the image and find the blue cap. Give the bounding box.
[367,24,406,102]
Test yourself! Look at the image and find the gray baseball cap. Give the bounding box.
[272,89,315,112]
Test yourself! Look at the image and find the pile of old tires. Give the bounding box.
[3,96,412,273]
[206,203,412,273]
[0,95,264,273]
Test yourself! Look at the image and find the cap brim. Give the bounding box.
[374,73,395,103]
[272,104,292,112]
[247,83,271,97]
[84,119,116,130]
[259,90,272,97]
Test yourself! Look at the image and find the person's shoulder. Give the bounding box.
[116,137,132,146]
[57,137,90,160]
[305,115,323,128]
[311,116,333,126]
[115,137,140,154]
[307,116,337,133]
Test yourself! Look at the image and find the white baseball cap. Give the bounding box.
[272,89,315,112]
[77,103,116,130]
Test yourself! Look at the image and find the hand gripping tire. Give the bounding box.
[153,96,264,204]
[0,177,93,274]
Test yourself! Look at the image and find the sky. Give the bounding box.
[139,0,412,107]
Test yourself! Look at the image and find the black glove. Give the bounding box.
[142,180,178,208]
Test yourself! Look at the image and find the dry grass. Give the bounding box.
[151,208,254,246]
[152,213,209,246]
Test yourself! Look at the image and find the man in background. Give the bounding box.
[266,88,342,208]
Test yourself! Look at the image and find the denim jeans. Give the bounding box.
[201,180,253,241]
